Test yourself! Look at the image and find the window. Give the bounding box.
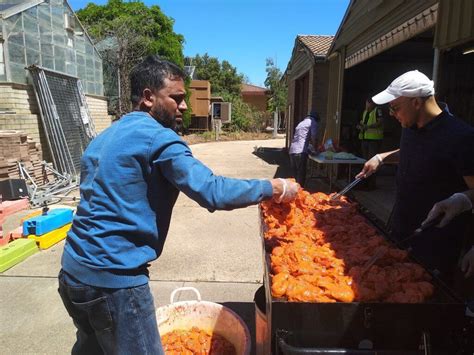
[2,2,103,93]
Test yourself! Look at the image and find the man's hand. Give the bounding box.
[421,193,473,228]
[271,178,299,203]
[356,155,383,179]
[461,247,474,278]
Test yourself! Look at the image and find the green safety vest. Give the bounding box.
[358,108,383,140]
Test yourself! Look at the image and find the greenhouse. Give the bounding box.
[0,0,103,95]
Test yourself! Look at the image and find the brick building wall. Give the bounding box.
[0,83,42,142]
[85,95,112,133]
[241,94,268,112]
[0,83,110,163]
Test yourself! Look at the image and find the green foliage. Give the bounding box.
[264,58,287,113]
[77,0,185,115]
[187,53,265,132]
[200,130,215,141]
[77,0,184,65]
[182,77,192,128]
[189,54,243,97]
[220,93,265,133]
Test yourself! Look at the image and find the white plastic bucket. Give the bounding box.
[156,287,251,355]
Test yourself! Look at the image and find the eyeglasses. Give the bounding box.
[388,98,416,115]
[388,104,400,115]
[388,96,430,115]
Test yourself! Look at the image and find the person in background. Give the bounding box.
[357,97,384,190]
[289,110,319,187]
[356,70,474,283]
[57,55,299,354]
[422,190,474,278]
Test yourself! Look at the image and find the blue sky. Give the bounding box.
[69,0,350,86]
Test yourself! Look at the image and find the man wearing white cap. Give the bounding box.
[356,70,474,283]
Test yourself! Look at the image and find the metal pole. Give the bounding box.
[273,110,278,138]
[214,119,219,141]
[432,48,440,88]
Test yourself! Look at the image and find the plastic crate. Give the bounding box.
[23,208,73,236]
[28,223,71,249]
[0,238,38,273]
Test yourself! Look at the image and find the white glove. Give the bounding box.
[272,178,299,203]
[355,154,383,179]
[421,193,473,228]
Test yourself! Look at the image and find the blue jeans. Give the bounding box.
[58,269,164,355]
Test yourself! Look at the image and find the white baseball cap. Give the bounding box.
[372,70,435,105]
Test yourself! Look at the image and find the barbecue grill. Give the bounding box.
[259,204,472,354]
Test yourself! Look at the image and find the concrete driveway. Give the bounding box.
[0,138,289,354]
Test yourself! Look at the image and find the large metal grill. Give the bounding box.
[259,205,470,354]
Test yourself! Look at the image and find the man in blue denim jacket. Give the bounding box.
[58,55,298,354]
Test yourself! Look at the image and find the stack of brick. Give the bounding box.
[0,130,54,186]
[0,159,19,180]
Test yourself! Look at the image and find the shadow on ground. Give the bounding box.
[252,146,292,179]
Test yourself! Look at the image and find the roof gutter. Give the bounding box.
[314,54,327,63]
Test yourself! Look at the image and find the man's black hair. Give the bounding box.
[309,110,320,122]
[130,55,186,105]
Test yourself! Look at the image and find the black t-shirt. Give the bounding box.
[391,111,474,274]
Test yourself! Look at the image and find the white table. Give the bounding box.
[308,154,366,191]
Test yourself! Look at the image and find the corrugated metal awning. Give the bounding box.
[345,4,438,68]
[324,49,345,142]
[435,0,474,50]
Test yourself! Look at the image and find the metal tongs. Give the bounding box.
[330,177,363,201]
[399,214,444,246]
[360,246,386,278]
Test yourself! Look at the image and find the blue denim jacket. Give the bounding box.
[62,111,273,288]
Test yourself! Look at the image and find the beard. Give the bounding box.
[150,105,177,130]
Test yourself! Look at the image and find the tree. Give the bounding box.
[189,54,243,96]
[264,58,287,127]
[77,0,185,115]
[220,92,264,132]
[188,53,267,131]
